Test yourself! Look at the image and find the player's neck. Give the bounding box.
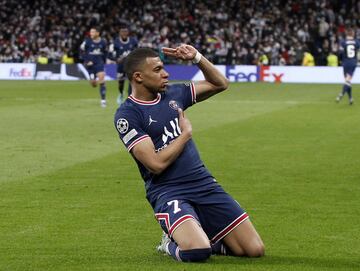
[131,87,159,101]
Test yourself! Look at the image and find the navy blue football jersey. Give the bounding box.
[80,38,107,65]
[114,83,217,207]
[110,37,138,62]
[340,38,360,64]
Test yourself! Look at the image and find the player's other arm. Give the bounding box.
[108,43,117,63]
[193,50,229,102]
[132,109,192,175]
[163,44,229,102]
[80,41,89,65]
[102,40,108,63]
[80,40,93,66]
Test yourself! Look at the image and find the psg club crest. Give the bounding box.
[116,118,129,134]
[169,100,179,110]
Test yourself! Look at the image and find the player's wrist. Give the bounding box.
[192,51,202,64]
[179,128,192,141]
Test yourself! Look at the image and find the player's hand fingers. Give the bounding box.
[162,47,175,52]
[178,48,189,59]
[163,51,177,57]
[179,45,189,54]
[178,108,192,136]
[184,45,197,57]
[162,47,177,56]
[178,108,184,119]
[178,45,195,59]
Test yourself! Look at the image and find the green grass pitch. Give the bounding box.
[0,80,359,271]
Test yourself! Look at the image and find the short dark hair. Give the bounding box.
[119,24,129,31]
[124,48,159,80]
[90,26,100,33]
[346,28,355,37]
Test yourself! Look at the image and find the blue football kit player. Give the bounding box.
[109,26,138,105]
[336,28,360,105]
[80,27,108,107]
[114,46,264,262]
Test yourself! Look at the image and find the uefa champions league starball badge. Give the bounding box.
[117,118,129,134]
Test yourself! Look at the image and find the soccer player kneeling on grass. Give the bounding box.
[114,45,265,262]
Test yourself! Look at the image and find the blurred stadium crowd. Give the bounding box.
[1,0,360,65]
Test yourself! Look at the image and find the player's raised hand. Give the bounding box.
[178,108,192,139]
[162,44,197,61]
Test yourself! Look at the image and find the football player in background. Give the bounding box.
[80,27,108,107]
[114,45,264,262]
[109,25,138,105]
[336,28,360,105]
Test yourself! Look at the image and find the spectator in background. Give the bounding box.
[278,55,286,66]
[1,0,360,66]
[37,51,48,64]
[61,49,75,64]
[327,50,338,66]
[257,51,269,66]
[302,49,315,66]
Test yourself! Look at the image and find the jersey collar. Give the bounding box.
[128,93,161,105]
[120,37,130,44]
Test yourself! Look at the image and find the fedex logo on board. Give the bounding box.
[9,68,33,78]
[225,65,284,83]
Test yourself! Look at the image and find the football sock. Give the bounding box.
[348,86,352,99]
[211,241,233,255]
[100,83,106,100]
[343,81,351,97]
[180,248,212,262]
[341,85,347,96]
[118,80,124,95]
[167,241,211,262]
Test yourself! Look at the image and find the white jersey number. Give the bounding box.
[167,200,182,214]
[347,44,355,58]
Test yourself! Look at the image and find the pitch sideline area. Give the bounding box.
[0,81,359,270]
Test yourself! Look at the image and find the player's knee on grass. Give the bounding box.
[178,238,210,251]
[180,248,212,262]
[227,238,265,257]
[239,240,265,258]
[246,242,265,257]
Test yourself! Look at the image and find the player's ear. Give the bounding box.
[133,72,143,83]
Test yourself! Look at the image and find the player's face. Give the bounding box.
[90,29,99,39]
[141,57,169,93]
[120,28,129,39]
